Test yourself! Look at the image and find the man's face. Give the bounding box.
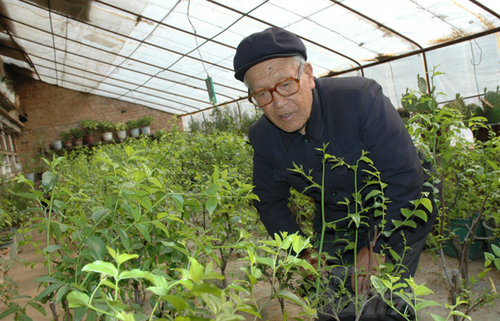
[245,57,315,134]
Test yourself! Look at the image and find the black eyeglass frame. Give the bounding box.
[247,63,304,108]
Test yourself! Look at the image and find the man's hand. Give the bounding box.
[351,246,385,294]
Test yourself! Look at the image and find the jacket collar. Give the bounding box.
[280,86,323,150]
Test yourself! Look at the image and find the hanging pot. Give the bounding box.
[102,132,113,142]
[52,140,62,150]
[25,173,35,182]
[117,130,127,140]
[130,128,140,137]
[84,134,95,145]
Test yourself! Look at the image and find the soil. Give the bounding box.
[1,231,500,321]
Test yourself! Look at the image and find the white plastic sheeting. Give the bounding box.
[0,0,499,118]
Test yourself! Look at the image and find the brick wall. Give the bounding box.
[11,74,182,171]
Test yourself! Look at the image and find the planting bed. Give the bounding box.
[2,233,500,321]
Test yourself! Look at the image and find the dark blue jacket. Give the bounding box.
[249,77,435,253]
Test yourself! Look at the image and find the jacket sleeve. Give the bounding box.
[357,79,426,252]
[249,119,306,240]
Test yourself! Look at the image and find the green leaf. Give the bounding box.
[137,194,152,211]
[67,291,90,308]
[400,208,413,219]
[170,194,184,212]
[56,284,70,304]
[91,209,109,222]
[413,209,428,222]
[36,283,63,302]
[148,177,163,188]
[206,184,219,196]
[276,290,303,305]
[189,257,203,283]
[86,236,106,261]
[492,244,500,257]
[134,170,147,183]
[403,220,417,228]
[415,300,440,311]
[348,213,361,228]
[108,299,130,313]
[420,198,433,212]
[122,203,141,222]
[136,224,151,243]
[413,284,434,296]
[125,146,134,156]
[147,286,169,297]
[191,283,221,296]
[119,269,150,280]
[430,313,445,321]
[115,226,131,252]
[33,276,60,284]
[206,197,218,215]
[101,279,119,291]
[370,276,387,295]
[74,307,88,321]
[82,261,118,277]
[365,189,382,201]
[28,302,46,317]
[43,245,64,253]
[118,253,139,265]
[0,307,23,320]
[104,195,119,210]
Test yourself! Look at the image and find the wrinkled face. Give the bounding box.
[245,57,315,134]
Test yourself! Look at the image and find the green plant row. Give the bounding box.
[79,116,155,136]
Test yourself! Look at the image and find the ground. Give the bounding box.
[1,231,500,321]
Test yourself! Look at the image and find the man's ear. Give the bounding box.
[303,62,315,90]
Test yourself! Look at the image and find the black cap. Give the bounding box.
[233,27,307,82]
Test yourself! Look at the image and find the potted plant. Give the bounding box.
[98,120,115,142]
[138,116,154,135]
[69,128,84,146]
[126,120,140,137]
[80,119,99,144]
[115,122,127,140]
[60,131,72,148]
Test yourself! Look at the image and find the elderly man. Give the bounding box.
[233,27,438,320]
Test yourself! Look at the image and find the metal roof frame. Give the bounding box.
[0,0,498,117]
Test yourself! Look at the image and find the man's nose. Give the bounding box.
[271,91,287,109]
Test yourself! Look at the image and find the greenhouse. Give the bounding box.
[0,0,500,320]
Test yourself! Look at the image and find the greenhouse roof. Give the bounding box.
[0,0,499,115]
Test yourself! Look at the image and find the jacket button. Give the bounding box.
[330,190,337,197]
[303,136,310,143]
[316,166,322,172]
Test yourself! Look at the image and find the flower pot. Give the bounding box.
[102,132,113,142]
[63,140,73,148]
[74,138,83,146]
[444,217,486,260]
[483,219,500,254]
[130,128,140,137]
[141,126,151,135]
[84,134,95,145]
[117,130,127,140]
[53,140,62,150]
[25,173,35,182]
[0,234,16,260]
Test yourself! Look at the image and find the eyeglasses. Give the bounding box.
[248,63,304,108]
